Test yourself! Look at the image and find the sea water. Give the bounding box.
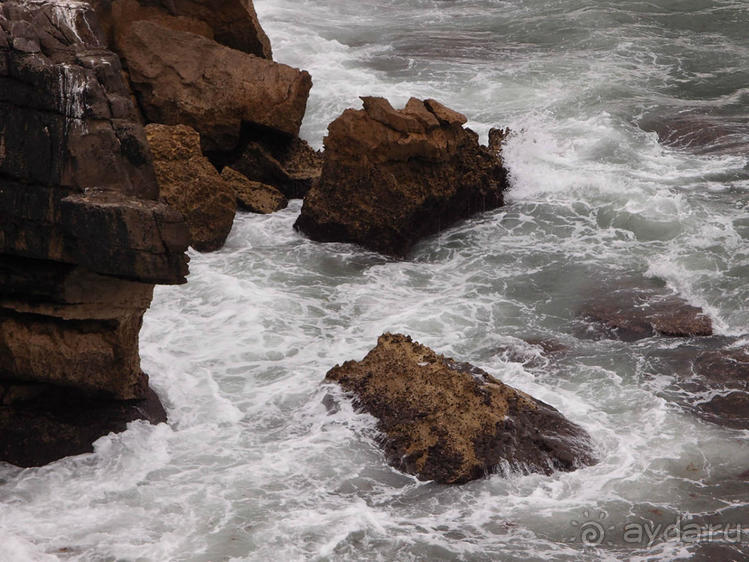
[1,0,748,559]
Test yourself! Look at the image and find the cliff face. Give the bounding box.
[0,0,316,466]
[0,0,189,466]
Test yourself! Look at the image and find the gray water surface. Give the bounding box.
[1,0,748,560]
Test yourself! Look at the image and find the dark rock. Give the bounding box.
[119,20,311,151]
[0,383,166,468]
[146,123,237,252]
[0,1,188,466]
[642,339,749,429]
[295,97,509,256]
[578,280,713,341]
[325,334,596,484]
[639,110,749,156]
[224,135,322,199]
[220,167,287,214]
[0,1,189,283]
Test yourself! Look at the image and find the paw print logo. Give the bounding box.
[569,509,616,546]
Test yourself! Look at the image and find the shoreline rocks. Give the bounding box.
[119,20,311,152]
[0,383,167,468]
[325,334,596,484]
[295,97,509,256]
[220,167,288,214]
[0,0,190,466]
[578,280,713,341]
[146,124,237,251]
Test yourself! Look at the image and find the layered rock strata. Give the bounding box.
[0,0,189,466]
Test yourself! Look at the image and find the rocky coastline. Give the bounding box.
[1,0,745,483]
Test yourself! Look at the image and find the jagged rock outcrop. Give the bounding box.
[118,20,311,152]
[0,1,189,467]
[146,124,237,251]
[325,334,596,484]
[93,0,317,202]
[295,97,509,256]
[95,0,272,59]
[578,280,713,341]
[220,167,287,214]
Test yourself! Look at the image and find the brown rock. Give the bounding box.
[225,136,322,199]
[0,2,189,466]
[119,21,311,151]
[93,0,272,58]
[220,167,287,214]
[0,383,167,468]
[294,97,509,256]
[325,334,596,484]
[146,124,237,252]
[109,0,215,44]
[578,280,713,341]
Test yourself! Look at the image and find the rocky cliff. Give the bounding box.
[0,0,189,467]
[0,0,319,466]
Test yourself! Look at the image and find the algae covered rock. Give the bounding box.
[325,334,596,484]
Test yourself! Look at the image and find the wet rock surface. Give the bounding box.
[295,97,509,256]
[643,338,749,430]
[577,280,713,341]
[0,383,166,468]
[639,110,749,156]
[146,124,237,251]
[325,334,596,484]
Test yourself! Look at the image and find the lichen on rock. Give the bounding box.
[325,334,597,484]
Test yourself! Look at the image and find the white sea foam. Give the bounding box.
[1,0,748,560]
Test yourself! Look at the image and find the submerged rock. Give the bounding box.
[639,110,749,156]
[578,281,713,341]
[146,124,237,252]
[325,334,596,484]
[220,167,288,214]
[295,97,509,256]
[644,339,749,430]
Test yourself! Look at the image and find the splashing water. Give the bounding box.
[1,0,748,560]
